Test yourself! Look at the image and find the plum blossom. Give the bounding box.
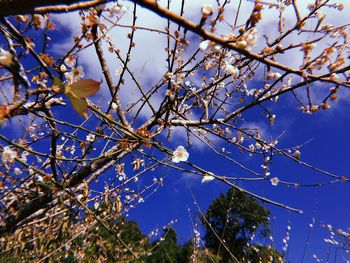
[236,28,258,49]
[115,66,123,76]
[111,102,118,112]
[172,146,189,163]
[86,133,95,142]
[2,146,17,163]
[109,4,128,16]
[59,64,67,72]
[201,4,213,16]
[199,40,210,51]
[20,151,29,162]
[270,177,279,186]
[201,173,215,183]
[245,28,258,47]
[267,71,282,80]
[64,56,76,68]
[236,40,248,49]
[225,64,239,76]
[64,66,85,84]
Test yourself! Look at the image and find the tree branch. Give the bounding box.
[0,0,107,16]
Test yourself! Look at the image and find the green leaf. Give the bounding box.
[53,77,65,93]
[69,79,100,98]
[66,91,88,119]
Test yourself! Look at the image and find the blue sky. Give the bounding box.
[1,0,350,261]
[51,2,350,262]
[128,91,350,261]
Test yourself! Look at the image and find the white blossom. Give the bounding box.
[59,64,67,72]
[245,28,258,47]
[64,56,76,68]
[86,133,96,142]
[64,66,85,84]
[270,177,279,186]
[201,4,214,16]
[172,146,189,163]
[199,40,210,51]
[267,71,282,80]
[236,40,247,49]
[2,146,17,163]
[33,15,46,29]
[225,64,239,76]
[201,174,215,183]
[109,4,128,16]
[115,66,123,76]
[111,102,118,112]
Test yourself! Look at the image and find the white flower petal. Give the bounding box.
[270,177,279,186]
[199,40,210,51]
[201,175,215,183]
[172,146,189,163]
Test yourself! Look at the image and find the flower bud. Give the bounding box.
[0,48,13,66]
[201,4,214,17]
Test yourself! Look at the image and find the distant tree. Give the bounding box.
[147,227,178,263]
[202,188,273,262]
[70,216,150,262]
[175,241,193,263]
[147,227,193,263]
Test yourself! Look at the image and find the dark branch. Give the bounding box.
[0,0,107,16]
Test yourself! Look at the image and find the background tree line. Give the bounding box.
[2,188,284,262]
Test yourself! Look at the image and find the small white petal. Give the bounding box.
[201,175,215,183]
[199,40,210,51]
[225,64,239,76]
[270,177,279,186]
[201,4,213,16]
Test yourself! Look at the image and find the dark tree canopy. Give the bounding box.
[202,188,271,262]
[146,227,193,263]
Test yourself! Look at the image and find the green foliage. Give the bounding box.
[0,254,18,263]
[74,217,149,262]
[202,188,272,262]
[146,227,193,263]
[0,191,284,262]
